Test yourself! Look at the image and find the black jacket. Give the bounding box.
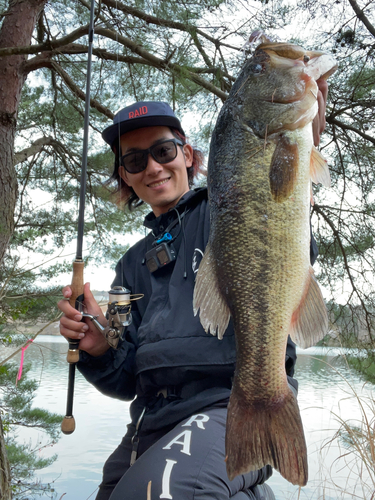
[78,188,309,438]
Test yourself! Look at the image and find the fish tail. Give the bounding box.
[225,386,308,486]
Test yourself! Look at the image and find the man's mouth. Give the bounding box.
[148,178,170,188]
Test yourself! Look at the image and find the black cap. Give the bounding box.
[102,101,185,150]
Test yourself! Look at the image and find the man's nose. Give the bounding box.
[145,154,163,173]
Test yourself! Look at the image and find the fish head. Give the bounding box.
[233,42,338,137]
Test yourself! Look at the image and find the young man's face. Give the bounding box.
[119,126,193,217]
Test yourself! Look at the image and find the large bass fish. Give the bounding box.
[193,41,337,486]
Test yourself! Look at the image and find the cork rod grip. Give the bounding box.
[66,259,84,364]
[69,260,85,308]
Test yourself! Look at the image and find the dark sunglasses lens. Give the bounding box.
[123,151,147,173]
[152,141,178,163]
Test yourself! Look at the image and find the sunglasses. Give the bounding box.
[120,138,184,174]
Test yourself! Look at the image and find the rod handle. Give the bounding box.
[67,259,84,363]
[69,259,84,308]
[62,356,77,434]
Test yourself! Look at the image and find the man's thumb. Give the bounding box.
[83,282,95,304]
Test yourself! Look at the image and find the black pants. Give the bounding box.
[97,407,275,500]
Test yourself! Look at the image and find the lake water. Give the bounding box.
[6,337,375,500]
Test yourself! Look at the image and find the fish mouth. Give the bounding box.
[259,42,338,83]
[255,43,337,105]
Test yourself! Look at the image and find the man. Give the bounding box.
[59,84,327,499]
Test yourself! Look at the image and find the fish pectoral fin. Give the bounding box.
[193,242,230,339]
[310,146,331,187]
[290,266,328,348]
[269,134,299,203]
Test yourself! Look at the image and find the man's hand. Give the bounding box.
[312,78,329,147]
[58,282,110,357]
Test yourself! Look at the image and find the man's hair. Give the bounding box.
[108,128,204,210]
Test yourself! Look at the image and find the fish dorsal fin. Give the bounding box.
[269,134,299,203]
[193,242,230,339]
[289,266,328,348]
[310,146,331,187]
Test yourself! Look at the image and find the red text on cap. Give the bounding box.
[129,106,148,119]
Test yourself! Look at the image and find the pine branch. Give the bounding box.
[100,0,240,51]
[0,315,62,366]
[54,42,234,80]
[313,203,373,338]
[94,26,228,101]
[13,136,56,165]
[348,0,375,38]
[51,61,114,119]
[0,24,90,57]
[188,27,215,69]
[327,116,375,145]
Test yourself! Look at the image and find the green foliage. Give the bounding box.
[0,365,61,499]
[7,438,56,497]
[0,251,63,347]
[346,353,375,384]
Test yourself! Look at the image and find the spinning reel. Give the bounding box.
[82,286,142,349]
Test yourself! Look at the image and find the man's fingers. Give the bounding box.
[60,315,88,339]
[62,285,72,299]
[57,297,81,317]
[312,79,329,147]
[313,113,321,146]
[317,78,328,103]
[317,90,326,134]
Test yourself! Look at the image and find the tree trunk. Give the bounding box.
[0,0,46,497]
[0,419,11,500]
[0,0,45,263]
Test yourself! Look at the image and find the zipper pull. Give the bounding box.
[130,406,146,466]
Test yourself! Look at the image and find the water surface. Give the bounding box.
[9,338,375,499]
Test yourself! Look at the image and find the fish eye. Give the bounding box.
[249,63,263,74]
[303,55,310,63]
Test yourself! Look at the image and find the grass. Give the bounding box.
[317,355,375,500]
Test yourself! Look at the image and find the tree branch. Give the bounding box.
[0,315,61,366]
[348,0,375,38]
[0,24,90,57]
[100,0,240,51]
[313,203,373,337]
[13,136,56,165]
[55,43,234,79]
[94,26,228,101]
[327,116,375,145]
[51,61,114,119]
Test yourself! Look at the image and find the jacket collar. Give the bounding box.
[143,188,207,234]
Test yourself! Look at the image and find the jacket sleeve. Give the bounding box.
[77,260,139,401]
[77,325,137,401]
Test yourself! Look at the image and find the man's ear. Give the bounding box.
[119,166,131,186]
[183,144,193,168]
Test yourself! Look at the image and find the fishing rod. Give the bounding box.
[61,0,142,435]
[61,0,96,435]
